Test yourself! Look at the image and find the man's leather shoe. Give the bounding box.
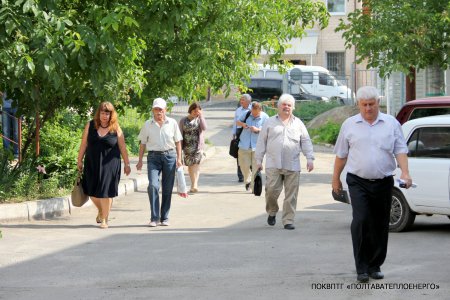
[267,215,276,226]
[369,271,384,280]
[357,273,369,283]
[284,224,295,230]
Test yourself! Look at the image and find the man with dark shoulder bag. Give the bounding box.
[231,94,252,182]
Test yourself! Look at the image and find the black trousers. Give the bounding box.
[237,158,243,181]
[346,173,393,274]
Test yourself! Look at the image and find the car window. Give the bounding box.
[300,72,313,84]
[409,107,450,121]
[319,73,335,86]
[407,126,450,158]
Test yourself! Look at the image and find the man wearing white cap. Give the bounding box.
[137,98,183,227]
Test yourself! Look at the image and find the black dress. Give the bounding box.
[82,120,121,198]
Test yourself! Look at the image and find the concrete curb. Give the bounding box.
[0,146,216,222]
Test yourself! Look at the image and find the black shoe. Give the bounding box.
[369,271,384,280]
[357,273,369,283]
[245,183,250,191]
[267,215,276,226]
[238,178,244,182]
[284,224,295,230]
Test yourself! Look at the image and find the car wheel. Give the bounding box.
[390,189,416,232]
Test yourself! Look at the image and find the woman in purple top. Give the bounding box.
[179,102,207,193]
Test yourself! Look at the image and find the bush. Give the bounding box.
[294,100,341,121]
[0,109,83,203]
[309,122,341,145]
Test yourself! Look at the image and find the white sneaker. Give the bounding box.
[149,221,158,227]
[160,220,170,226]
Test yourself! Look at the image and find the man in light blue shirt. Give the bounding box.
[237,101,269,192]
[232,94,252,182]
[332,86,412,283]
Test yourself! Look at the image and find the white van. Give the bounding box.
[253,64,354,105]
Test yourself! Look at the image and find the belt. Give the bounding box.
[348,173,392,182]
[148,149,175,154]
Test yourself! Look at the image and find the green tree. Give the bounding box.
[0,0,147,157]
[133,0,329,104]
[0,0,328,158]
[336,0,450,78]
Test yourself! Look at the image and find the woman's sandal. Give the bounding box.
[100,219,108,229]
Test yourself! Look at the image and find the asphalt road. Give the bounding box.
[0,102,449,300]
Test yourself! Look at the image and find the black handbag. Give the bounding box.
[229,138,239,158]
[253,171,263,196]
[229,111,251,159]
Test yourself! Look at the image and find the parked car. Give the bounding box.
[340,114,450,232]
[245,78,328,102]
[251,64,352,104]
[396,96,450,124]
[290,81,330,102]
[245,78,282,102]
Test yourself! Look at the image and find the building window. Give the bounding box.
[327,0,345,14]
[425,65,445,97]
[327,52,345,79]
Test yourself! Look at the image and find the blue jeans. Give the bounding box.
[2,108,19,156]
[147,150,177,222]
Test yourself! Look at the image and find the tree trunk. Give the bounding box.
[405,67,416,102]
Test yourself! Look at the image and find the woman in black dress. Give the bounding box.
[77,102,131,228]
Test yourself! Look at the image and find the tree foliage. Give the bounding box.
[336,0,450,78]
[0,0,328,158]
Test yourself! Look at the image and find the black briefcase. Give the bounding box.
[332,190,350,204]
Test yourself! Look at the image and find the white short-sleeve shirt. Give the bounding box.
[138,117,182,151]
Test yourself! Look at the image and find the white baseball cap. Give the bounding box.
[152,98,167,109]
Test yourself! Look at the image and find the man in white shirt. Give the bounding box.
[137,98,183,227]
[256,94,314,230]
[332,86,412,283]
